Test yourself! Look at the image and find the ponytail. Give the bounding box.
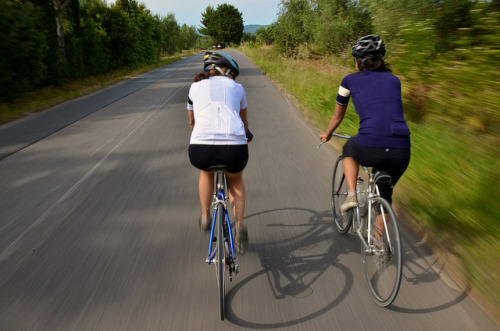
[193,72,210,82]
[356,57,391,72]
[195,66,233,82]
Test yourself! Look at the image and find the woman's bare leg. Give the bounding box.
[225,171,245,228]
[342,156,359,193]
[199,170,214,222]
[375,213,389,241]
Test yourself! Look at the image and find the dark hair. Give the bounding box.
[356,56,391,72]
[193,69,221,82]
[193,66,235,82]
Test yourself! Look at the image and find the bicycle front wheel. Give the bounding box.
[332,156,352,234]
[216,203,225,320]
[362,197,402,307]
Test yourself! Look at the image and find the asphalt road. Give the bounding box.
[0,51,497,331]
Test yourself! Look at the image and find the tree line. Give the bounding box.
[255,0,499,58]
[0,0,200,102]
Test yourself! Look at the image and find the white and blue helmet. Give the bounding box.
[203,51,240,77]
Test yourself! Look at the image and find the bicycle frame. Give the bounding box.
[207,171,236,264]
[351,166,394,255]
[327,133,393,253]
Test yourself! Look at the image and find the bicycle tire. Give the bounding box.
[332,155,352,234]
[362,197,402,307]
[217,202,225,320]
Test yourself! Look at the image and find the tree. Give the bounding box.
[241,32,256,44]
[160,14,181,55]
[199,6,218,43]
[0,0,48,100]
[256,24,276,45]
[309,0,372,55]
[273,0,312,56]
[179,24,198,50]
[53,0,72,62]
[199,4,244,45]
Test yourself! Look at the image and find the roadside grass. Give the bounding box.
[240,44,500,313]
[0,52,197,124]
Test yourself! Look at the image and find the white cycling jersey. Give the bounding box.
[187,76,248,145]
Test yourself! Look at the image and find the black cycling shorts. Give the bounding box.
[189,144,248,174]
[343,137,410,204]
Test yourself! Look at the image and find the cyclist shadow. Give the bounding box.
[225,207,472,327]
[334,214,471,314]
[330,215,471,314]
[225,207,356,328]
[387,222,471,313]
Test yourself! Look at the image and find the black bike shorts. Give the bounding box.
[343,137,410,204]
[189,144,249,174]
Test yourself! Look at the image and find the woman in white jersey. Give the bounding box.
[187,51,252,252]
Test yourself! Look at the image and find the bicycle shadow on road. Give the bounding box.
[387,218,472,314]
[225,208,473,328]
[336,214,471,315]
[225,207,355,329]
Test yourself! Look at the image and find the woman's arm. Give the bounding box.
[188,109,195,130]
[319,103,347,142]
[239,108,253,142]
[240,108,248,132]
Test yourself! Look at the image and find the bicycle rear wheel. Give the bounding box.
[216,203,226,320]
[362,197,402,307]
[332,156,352,233]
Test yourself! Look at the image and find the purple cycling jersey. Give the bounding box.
[336,71,410,149]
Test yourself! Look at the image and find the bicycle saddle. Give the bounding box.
[207,164,231,172]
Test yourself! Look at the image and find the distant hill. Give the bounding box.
[244,25,269,34]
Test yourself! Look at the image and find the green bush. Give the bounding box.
[0,0,48,101]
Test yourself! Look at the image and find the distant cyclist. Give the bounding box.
[187,51,252,252]
[319,34,411,213]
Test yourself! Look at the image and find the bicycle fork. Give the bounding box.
[224,210,239,281]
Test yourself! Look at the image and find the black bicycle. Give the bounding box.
[206,165,239,320]
[327,133,403,307]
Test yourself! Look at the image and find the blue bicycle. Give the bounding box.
[206,165,239,321]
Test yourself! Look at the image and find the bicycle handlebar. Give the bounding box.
[317,132,353,148]
[331,133,352,139]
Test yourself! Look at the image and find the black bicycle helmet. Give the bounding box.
[352,34,386,58]
[203,51,240,77]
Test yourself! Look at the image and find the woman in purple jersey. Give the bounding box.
[319,35,411,214]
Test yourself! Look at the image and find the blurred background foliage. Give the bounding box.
[249,0,499,311]
[0,0,205,103]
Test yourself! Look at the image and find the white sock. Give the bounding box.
[347,190,356,198]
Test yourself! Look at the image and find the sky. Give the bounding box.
[133,0,282,27]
